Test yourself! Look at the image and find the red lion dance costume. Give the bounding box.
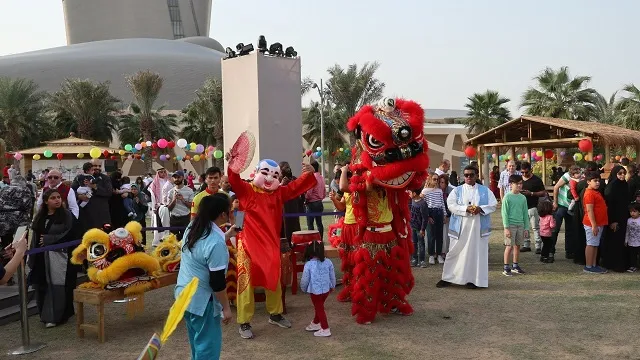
[345,97,428,324]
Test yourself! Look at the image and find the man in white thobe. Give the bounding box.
[437,165,497,289]
[149,168,171,246]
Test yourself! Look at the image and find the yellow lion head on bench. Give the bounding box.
[71,221,160,296]
[152,233,181,272]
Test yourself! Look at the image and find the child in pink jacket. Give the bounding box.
[538,201,556,263]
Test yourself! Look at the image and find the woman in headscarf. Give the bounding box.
[601,165,630,272]
[108,171,127,228]
[28,188,76,328]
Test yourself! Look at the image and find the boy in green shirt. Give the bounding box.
[501,174,530,276]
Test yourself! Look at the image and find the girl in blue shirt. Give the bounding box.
[300,240,336,337]
[176,195,236,360]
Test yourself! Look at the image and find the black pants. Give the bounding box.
[540,236,552,258]
[170,215,191,240]
[427,212,444,256]
[629,246,640,268]
[306,201,324,240]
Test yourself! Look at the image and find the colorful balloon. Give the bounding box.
[159,154,166,161]
[118,150,125,156]
[195,144,205,154]
[168,141,176,149]
[213,150,223,159]
[14,153,23,161]
[464,146,477,158]
[77,153,85,159]
[33,154,40,161]
[578,139,593,152]
[145,141,152,147]
[544,150,554,159]
[157,139,168,149]
[176,156,183,161]
[89,147,101,159]
[193,155,201,162]
[176,139,187,148]
[573,153,583,161]
[135,143,142,150]
[124,144,133,151]
[56,153,63,160]
[43,150,53,158]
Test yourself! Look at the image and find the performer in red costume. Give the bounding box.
[226,157,317,339]
[346,97,429,324]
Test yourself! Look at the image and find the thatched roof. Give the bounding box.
[467,116,640,148]
[16,135,121,155]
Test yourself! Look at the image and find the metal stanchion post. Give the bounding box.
[7,260,46,356]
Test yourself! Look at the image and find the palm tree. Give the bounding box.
[47,79,121,142]
[117,105,178,146]
[303,102,348,177]
[520,66,597,120]
[326,62,385,119]
[591,91,619,125]
[463,90,511,135]
[181,78,224,168]
[125,70,165,171]
[616,84,640,131]
[0,77,47,150]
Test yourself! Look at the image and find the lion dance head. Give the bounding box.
[71,221,160,297]
[347,97,429,243]
[152,233,181,272]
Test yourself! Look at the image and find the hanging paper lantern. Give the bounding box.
[157,139,168,148]
[544,150,554,159]
[573,153,583,161]
[464,146,477,158]
[213,150,224,159]
[193,155,201,162]
[89,147,101,159]
[14,153,23,161]
[43,150,53,158]
[578,139,593,152]
[124,144,133,151]
[33,154,40,161]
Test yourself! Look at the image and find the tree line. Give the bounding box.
[463,66,640,135]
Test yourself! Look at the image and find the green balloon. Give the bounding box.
[213,150,223,159]
[124,144,133,151]
[43,150,53,158]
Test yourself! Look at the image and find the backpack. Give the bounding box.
[0,185,34,236]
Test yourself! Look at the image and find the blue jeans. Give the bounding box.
[412,228,425,262]
[427,211,444,255]
[551,205,575,256]
[123,197,136,215]
[184,300,222,360]
[306,201,324,239]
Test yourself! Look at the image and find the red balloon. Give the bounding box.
[5,153,12,159]
[167,141,176,149]
[544,150,554,159]
[110,155,117,160]
[135,154,142,160]
[102,150,110,158]
[56,153,64,160]
[305,150,313,156]
[151,143,157,149]
[578,139,593,152]
[464,146,477,158]
[151,151,157,157]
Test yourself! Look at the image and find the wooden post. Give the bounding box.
[477,145,483,182]
[605,143,611,164]
[510,146,516,162]
[526,147,532,164]
[541,148,547,186]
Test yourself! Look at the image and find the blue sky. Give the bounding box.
[1,0,638,115]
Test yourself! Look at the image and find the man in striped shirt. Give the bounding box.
[499,161,521,200]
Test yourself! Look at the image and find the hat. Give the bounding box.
[172,170,185,178]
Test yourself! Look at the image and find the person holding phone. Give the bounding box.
[1,234,28,285]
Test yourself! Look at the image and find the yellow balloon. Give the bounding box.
[118,150,125,156]
[193,155,201,162]
[33,154,41,160]
[89,147,101,159]
[339,148,344,152]
[584,154,592,161]
[536,150,543,157]
[190,142,196,150]
[77,153,85,159]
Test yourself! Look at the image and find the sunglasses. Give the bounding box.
[47,176,60,180]
[618,171,627,176]
[463,173,476,178]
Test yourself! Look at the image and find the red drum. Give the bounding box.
[291,230,321,245]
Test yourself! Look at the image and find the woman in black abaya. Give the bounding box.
[601,165,630,272]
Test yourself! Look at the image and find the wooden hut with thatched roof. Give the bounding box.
[465,116,640,185]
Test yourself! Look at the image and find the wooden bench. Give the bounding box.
[74,272,177,343]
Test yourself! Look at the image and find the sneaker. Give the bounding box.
[410,259,418,267]
[45,323,57,328]
[305,322,321,332]
[512,266,526,274]
[419,261,427,268]
[428,256,436,265]
[128,212,136,218]
[592,266,608,274]
[314,328,331,337]
[268,314,292,328]
[437,255,445,264]
[547,256,555,263]
[565,253,575,260]
[539,256,548,263]
[626,267,637,273]
[535,248,542,255]
[502,268,513,277]
[239,323,254,339]
[520,247,532,252]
